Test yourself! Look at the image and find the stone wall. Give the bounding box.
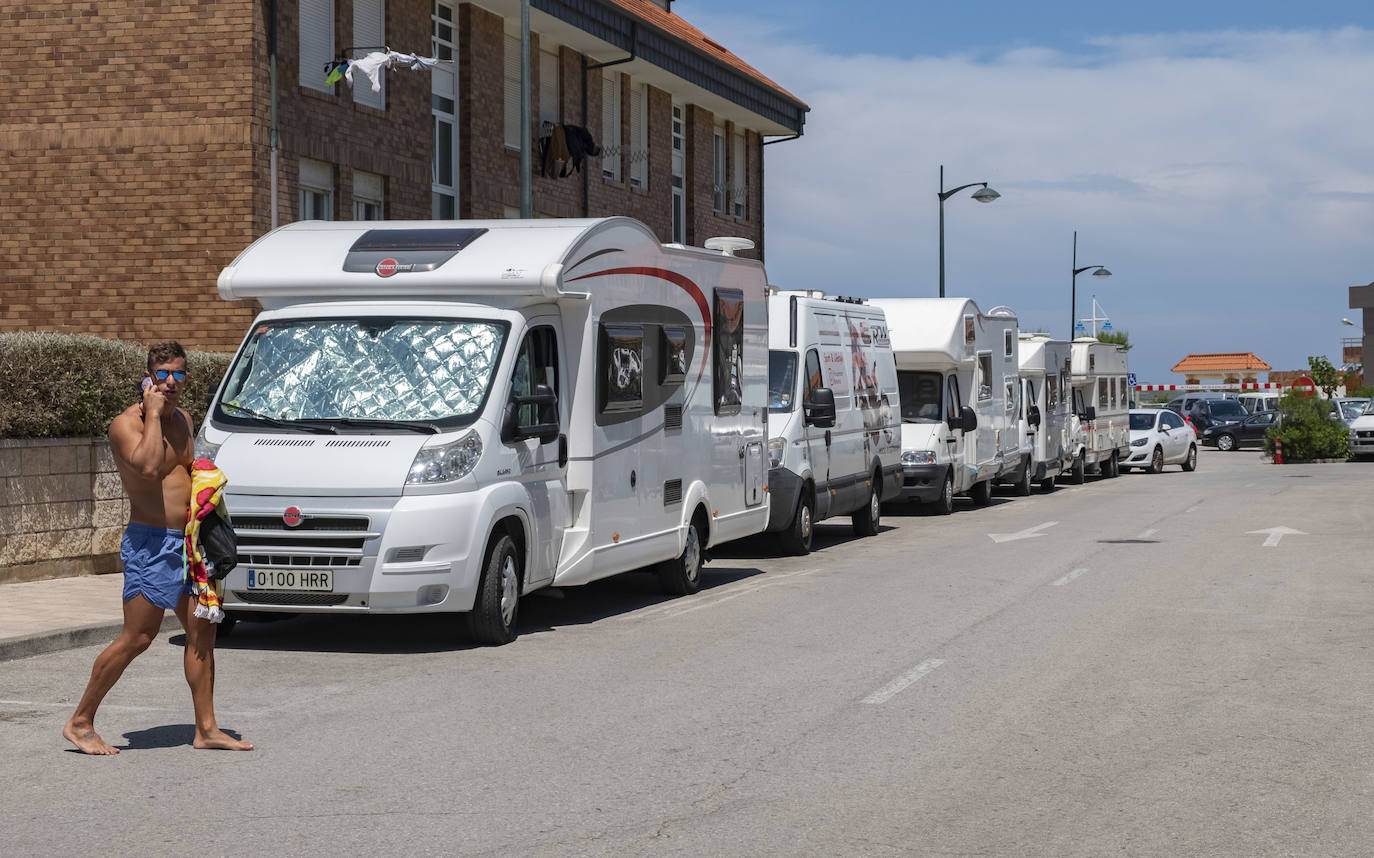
[0,438,127,585]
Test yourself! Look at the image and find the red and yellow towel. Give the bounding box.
[185,458,229,623]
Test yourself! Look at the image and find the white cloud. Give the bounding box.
[705,19,1374,379]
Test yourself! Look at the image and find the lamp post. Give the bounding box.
[1070,230,1111,339]
[938,165,1000,298]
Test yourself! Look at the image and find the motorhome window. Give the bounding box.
[512,327,559,429]
[1004,329,1013,357]
[898,371,943,423]
[803,349,823,403]
[1046,376,1058,408]
[660,326,688,385]
[1108,377,1116,409]
[599,324,644,414]
[1025,379,1036,413]
[1129,413,1155,431]
[768,350,798,412]
[713,288,744,416]
[976,353,993,400]
[1004,377,1017,413]
[1098,378,1109,409]
[214,317,508,429]
[945,375,961,423]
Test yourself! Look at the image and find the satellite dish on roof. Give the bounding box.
[704,237,755,257]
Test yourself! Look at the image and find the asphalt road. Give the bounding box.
[4,450,1372,857]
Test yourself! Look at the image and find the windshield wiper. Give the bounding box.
[218,402,337,434]
[322,418,440,435]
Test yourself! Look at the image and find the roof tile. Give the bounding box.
[1171,352,1273,373]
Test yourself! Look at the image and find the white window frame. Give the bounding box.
[629,81,648,188]
[354,171,384,220]
[670,102,685,243]
[431,1,458,218]
[299,158,334,221]
[539,46,559,128]
[731,131,746,218]
[601,71,621,181]
[299,0,335,92]
[712,126,725,213]
[353,0,386,110]
[503,32,521,149]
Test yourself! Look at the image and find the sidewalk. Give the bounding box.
[0,574,135,661]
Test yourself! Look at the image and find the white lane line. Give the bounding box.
[1052,568,1089,586]
[862,658,945,705]
[1137,527,1159,540]
[1186,504,1203,513]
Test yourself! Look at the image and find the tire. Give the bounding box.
[658,518,704,595]
[1040,476,1057,492]
[927,472,955,516]
[1014,459,1032,496]
[1118,465,1131,474]
[1216,433,1236,452]
[465,533,521,646]
[1181,444,1198,472]
[1103,453,1119,478]
[778,491,814,555]
[852,475,881,537]
[1070,455,1085,485]
[970,479,993,507]
[1148,446,1165,475]
[217,613,238,638]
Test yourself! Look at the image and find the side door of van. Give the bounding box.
[801,348,833,517]
[506,323,569,589]
[944,373,969,491]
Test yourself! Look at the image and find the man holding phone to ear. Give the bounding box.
[63,341,253,754]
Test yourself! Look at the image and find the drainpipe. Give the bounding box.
[580,24,637,217]
[268,0,280,229]
[759,131,801,265]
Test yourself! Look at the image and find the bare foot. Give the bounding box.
[194,729,254,751]
[63,720,120,755]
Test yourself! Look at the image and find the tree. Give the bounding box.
[1097,329,1131,351]
[1306,355,1344,398]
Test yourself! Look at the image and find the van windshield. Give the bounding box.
[768,350,798,412]
[898,370,944,423]
[214,317,509,430]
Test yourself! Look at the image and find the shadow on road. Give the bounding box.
[116,724,249,751]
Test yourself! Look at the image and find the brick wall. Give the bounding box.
[0,439,128,584]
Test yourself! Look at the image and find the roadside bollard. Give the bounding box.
[1274,437,1283,465]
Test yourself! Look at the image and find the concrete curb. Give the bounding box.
[0,621,124,663]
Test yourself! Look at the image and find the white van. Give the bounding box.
[765,291,901,554]
[1017,334,1074,491]
[868,298,1023,513]
[1066,338,1131,481]
[202,217,770,644]
[1237,392,1280,414]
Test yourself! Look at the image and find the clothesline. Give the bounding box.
[323,48,453,91]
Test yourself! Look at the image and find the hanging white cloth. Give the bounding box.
[345,51,392,93]
[389,51,440,71]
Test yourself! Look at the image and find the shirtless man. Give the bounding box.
[63,342,253,754]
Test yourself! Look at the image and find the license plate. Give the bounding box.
[247,569,333,591]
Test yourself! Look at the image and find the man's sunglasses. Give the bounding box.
[152,369,187,382]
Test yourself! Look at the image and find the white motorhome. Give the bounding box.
[202,217,770,644]
[1066,337,1131,480]
[867,298,1023,513]
[1017,334,1075,491]
[765,291,901,554]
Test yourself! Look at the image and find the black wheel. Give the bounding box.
[1216,433,1236,452]
[852,475,881,536]
[465,533,521,646]
[1104,452,1119,478]
[1015,459,1032,496]
[1040,476,1057,492]
[778,491,813,555]
[658,518,704,595]
[1181,444,1198,472]
[1148,446,1165,475]
[970,479,992,507]
[1070,455,1086,485]
[927,472,955,515]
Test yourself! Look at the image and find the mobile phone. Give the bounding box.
[141,377,154,395]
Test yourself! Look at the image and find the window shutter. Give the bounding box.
[601,71,620,180]
[299,0,334,92]
[629,82,646,187]
[353,0,385,109]
[732,131,746,217]
[504,34,521,148]
[539,48,559,127]
[712,128,725,212]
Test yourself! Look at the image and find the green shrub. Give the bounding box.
[0,332,232,438]
[1263,391,1350,461]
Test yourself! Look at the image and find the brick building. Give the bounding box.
[0,0,807,352]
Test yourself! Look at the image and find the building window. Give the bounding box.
[539,47,559,128]
[629,81,648,188]
[299,0,334,92]
[712,127,725,213]
[432,1,458,218]
[731,131,746,218]
[354,171,384,220]
[601,71,621,181]
[299,158,334,220]
[503,32,521,149]
[670,103,685,243]
[354,0,386,109]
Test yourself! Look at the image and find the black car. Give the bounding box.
[1187,397,1249,432]
[1202,409,1279,451]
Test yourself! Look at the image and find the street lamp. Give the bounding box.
[938,165,1000,298]
[1070,230,1111,339]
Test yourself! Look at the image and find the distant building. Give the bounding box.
[1349,281,1373,389]
[1171,352,1272,386]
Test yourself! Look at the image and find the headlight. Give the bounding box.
[407,430,483,484]
[767,437,785,469]
[194,431,222,462]
[902,450,936,466]
[1131,437,1148,447]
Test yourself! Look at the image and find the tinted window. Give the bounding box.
[1129,413,1155,431]
[1208,400,1246,418]
[1249,412,1275,425]
[1161,412,1183,429]
[768,350,798,412]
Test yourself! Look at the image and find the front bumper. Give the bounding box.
[897,463,947,503]
[1351,431,1374,455]
[765,466,805,533]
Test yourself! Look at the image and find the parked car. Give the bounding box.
[1165,391,1233,416]
[1185,397,1249,433]
[1123,408,1197,473]
[1330,397,1370,428]
[1348,399,1374,460]
[1202,409,1279,451]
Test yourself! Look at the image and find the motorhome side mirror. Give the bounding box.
[1028,405,1041,427]
[805,388,836,428]
[504,384,560,443]
[960,406,978,433]
[1083,405,1097,421]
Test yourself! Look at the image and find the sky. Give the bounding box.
[675,0,1374,384]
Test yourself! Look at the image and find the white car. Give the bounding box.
[1349,399,1374,460]
[1122,408,1198,473]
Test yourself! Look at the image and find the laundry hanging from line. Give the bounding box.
[324,50,446,92]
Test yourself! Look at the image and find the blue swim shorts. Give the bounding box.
[121,523,193,611]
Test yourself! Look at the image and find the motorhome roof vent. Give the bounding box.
[704,237,755,257]
[343,228,488,274]
[986,305,1017,317]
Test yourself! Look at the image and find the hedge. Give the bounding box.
[0,332,233,438]
[1263,390,1350,462]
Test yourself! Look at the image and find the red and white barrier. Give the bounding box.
[1133,382,1284,392]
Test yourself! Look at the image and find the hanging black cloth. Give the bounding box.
[560,125,601,177]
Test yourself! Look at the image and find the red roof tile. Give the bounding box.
[1171,352,1273,373]
[603,0,807,108]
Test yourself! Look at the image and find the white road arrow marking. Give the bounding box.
[988,521,1059,543]
[1246,526,1308,547]
[863,659,945,705]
